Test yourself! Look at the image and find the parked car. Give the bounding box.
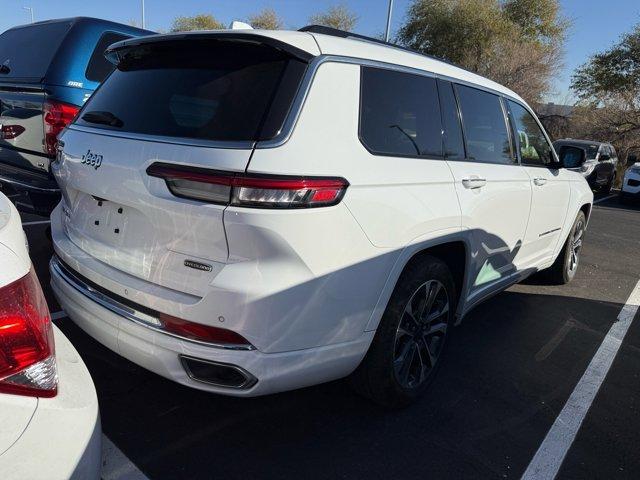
[49,26,593,407]
[0,192,100,479]
[620,155,640,202]
[0,17,151,216]
[553,139,618,193]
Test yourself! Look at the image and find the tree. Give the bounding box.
[572,24,640,103]
[248,8,284,30]
[171,14,224,32]
[397,0,567,104]
[571,23,640,179]
[309,4,357,32]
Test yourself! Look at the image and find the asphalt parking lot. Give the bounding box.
[20,191,640,480]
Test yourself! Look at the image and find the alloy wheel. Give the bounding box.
[568,219,585,275]
[393,280,450,389]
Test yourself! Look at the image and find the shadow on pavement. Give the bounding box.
[54,288,624,480]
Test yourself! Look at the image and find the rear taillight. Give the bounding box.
[43,100,80,156]
[147,163,348,208]
[1,124,25,140]
[0,268,57,398]
[159,313,253,347]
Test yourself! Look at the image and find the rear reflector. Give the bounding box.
[159,313,253,347]
[0,268,57,398]
[147,163,348,208]
[43,100,80,156]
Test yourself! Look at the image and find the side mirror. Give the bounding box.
[558,145,586,169]
[627,154,638,167]
[599,153,611,161]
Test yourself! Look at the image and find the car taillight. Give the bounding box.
[159,313,253,347]
[1,124,25,140]
[43,100,80,156]
[0,268,57,398]
[147,163,349,208]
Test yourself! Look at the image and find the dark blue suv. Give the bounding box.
[0,17,152,215]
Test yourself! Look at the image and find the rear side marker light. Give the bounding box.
[0,268,57,398]
[43,100,80,156]
[147,163,349,208]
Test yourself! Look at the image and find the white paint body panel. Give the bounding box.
[0,192,101,479]
[622,163,640,194]
[51,31,593,397]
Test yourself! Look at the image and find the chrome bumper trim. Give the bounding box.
[50,256,255,351]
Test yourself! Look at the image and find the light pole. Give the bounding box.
[141,0,145,29]
[384,0,394,42]
[23,6,34,23]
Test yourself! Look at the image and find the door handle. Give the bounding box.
[533,177,547,186]
[462,176,487,189]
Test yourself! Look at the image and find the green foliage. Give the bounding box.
[571,24,640,101]
[248,8,284,30]
[309,4,358,32]
[171,14,224,32]
[397,0,567,103]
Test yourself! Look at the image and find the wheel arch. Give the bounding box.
[364,233,471,332]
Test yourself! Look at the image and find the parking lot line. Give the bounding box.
[102,435,150,480]
[521,279,640,480]
[22,220,51,226]
[593,194,617,205]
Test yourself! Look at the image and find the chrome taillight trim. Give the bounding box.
[50,256,255,351]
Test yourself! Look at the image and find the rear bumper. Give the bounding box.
[0,325,101,480]
[51,261,373,396]
[0,163,60,215]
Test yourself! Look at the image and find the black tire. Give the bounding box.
[350,255,456,408]
[545,211,586,285]
[600,174,614,194]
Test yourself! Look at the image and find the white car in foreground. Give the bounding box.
[51,26,593,407]
[0,192,101,479]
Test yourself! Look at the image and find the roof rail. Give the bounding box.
[298,24,471,73]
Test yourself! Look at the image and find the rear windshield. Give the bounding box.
[75,39,307,142]
[0,22,71,81]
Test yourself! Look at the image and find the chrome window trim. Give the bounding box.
[51,256,255,351]
[256,54,538,150]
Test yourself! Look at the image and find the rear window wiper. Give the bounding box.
[82,110,123,128]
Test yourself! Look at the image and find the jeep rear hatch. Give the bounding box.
[56,35,312,294]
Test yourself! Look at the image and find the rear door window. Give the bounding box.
[85,32,130,83]
[75,39,307,142]
[455,84,513,164]
[359,67,443,158]
[0,21,71,81]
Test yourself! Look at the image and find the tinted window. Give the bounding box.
[360,67,442,157]
[85,32,129,83]
[586,145,599,159]
[456,85,512,164]
[508,100,553,166]
[76,40,306,142]
[0,22,71,80]
[437,79,465,159]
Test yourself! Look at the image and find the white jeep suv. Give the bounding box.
[49,27,593,407]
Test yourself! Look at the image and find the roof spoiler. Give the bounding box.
[105,31,315,66]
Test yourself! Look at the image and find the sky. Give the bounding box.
[1,0,639,103]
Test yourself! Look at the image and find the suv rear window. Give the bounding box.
[75,39,307,142]
[0,21,71,81]
[85,32,130,83]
